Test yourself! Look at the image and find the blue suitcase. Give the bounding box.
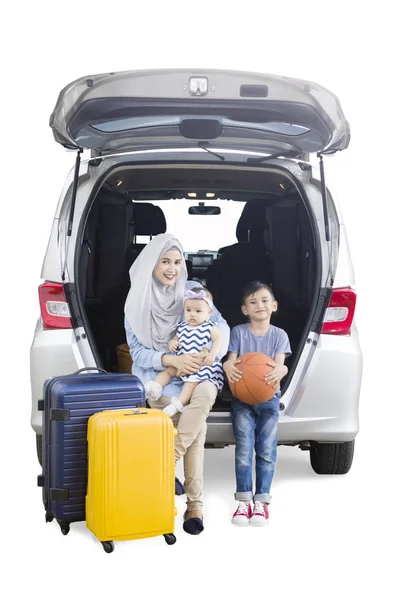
[38,368,145,535]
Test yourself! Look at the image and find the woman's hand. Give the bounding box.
[265,360,288,388]
[173,353,205,376]
[223,359,242,384]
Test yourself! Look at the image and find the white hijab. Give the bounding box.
[124,233,188,351]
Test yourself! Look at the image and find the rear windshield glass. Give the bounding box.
[141,198,246,251]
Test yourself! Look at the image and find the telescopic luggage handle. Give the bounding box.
[74,367,108,375]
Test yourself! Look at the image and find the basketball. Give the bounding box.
[228,352,277,405]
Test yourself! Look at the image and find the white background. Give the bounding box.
[2,1,398,598]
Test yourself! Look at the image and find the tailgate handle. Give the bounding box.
[240,84,268,98]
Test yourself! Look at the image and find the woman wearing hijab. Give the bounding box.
[124,233,229,535]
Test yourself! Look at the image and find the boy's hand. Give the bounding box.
[168,339,179,352]
[223,359,242,383]
[265,360,288,388]
[204,352,217,366]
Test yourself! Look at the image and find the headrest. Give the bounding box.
[236,201,270,243]
[132,203,166,236]
[219,241,265,262]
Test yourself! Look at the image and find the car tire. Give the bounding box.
[309,440,354,474]
[36,434,43,467]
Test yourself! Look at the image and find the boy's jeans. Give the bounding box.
[231,392,280,503]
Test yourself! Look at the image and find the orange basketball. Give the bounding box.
[228,352,277,405]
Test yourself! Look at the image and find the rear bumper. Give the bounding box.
[31,323,363,446]
[206,328,363,445]
[205,414,359,446]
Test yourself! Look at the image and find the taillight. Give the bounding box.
[321,287,356,335]
[39,282,73,330]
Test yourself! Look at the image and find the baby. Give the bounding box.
[145,287,224,416]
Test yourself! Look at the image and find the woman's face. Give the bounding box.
[153,250,183,286]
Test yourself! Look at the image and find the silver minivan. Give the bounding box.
[30,68,362,475]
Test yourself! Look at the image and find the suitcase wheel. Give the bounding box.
[164,533,176,545]
[45,511,54,523]
[101,541,114,554]
[57,521,70,536]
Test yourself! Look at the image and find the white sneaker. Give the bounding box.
[144,381,163,401]
[231,501,252,526]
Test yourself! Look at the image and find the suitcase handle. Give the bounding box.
[74,367,108,375]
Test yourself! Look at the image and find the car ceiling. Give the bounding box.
[103,166,297,201]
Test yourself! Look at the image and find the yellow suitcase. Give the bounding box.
[86,407,176,553]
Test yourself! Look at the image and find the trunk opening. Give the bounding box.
[77,163,320,409]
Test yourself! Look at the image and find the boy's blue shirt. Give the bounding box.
[228,323,291,359]
[125,280,230,397]
[228,323,291,392]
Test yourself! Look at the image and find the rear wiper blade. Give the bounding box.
[198,141,225,161]
[247,150,300,164]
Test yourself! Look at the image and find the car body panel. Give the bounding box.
[207,327,362,445]
[50,69,350,156]
[30,321,87,434]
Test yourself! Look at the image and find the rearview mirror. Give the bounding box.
[188,205,221,215]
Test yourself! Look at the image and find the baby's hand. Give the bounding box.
[204,352,216,367]
[168,339,179,352]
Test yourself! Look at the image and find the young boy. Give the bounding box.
[223,281,291,526]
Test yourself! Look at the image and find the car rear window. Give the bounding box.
[135,198,245,251]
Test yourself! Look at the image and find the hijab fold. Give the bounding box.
[124,233,187,351]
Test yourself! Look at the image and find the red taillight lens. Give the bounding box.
[39,282,73,330]
[321,287,357,335]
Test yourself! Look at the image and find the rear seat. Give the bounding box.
[124,203,192,279]
[124,203,167,273]
[207,201,274,327]
[100,202,167,368]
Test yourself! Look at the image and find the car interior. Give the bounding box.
[79,165,318,410]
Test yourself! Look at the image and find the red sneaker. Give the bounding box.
[231,501,252,526]
[250,501,269,526]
